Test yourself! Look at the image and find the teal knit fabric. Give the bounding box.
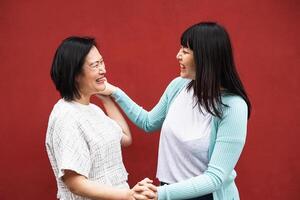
[112,77,248,200]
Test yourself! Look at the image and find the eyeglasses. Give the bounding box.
[88,60,105,71]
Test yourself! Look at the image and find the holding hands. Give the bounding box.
[97,81,158,200]
[97,88,158,200]
[131,178,158,200]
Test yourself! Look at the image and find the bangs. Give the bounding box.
[180,28,194,50]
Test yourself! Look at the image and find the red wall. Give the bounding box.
[0,0,299,199]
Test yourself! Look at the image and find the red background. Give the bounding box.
[0,0,299,199]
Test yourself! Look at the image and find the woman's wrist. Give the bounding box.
[104,82,118,96]
[120,189,133,200]
[109,85,118,96]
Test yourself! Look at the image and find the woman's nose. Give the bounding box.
[176,51,181,60]
[99,65,106,74]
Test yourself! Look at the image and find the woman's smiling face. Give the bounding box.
[176,46,196,80]
[76,46,107,97]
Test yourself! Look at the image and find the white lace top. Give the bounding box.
[45,99,128,200]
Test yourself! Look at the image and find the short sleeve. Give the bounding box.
[52,118,91,179]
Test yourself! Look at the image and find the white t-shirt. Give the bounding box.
[45,99,128,200]
[157,86,212,183]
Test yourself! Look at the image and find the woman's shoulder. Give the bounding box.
[52,99,75,112]
[169,77,190,85]
[221,94,248,116]
[222,95,246,105]
[50,99,80,122]
[166,77,190,91]
[47,100,78,137]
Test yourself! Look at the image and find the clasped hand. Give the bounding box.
[131,178,157,200]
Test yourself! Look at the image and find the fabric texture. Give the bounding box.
[45,99,128,200]
[112,77,248,200]
[158,84,212,183]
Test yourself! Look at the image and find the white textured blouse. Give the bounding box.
[45,99,128,200]
[157,86,212,183]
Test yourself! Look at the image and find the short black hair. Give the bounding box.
[181,22,251,118]
[50,36,96,101]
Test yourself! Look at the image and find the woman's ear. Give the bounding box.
[75,75,79,82]
[74,74,82,92]
[75,73,81,83]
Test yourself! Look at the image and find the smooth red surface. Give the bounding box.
[0,0,299,199]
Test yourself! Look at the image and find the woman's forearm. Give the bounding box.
[63,170,132,200]
[101,96,132,146]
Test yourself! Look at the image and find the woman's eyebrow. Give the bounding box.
[89,60,100,66]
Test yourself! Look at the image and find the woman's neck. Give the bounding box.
[74,94,91,105]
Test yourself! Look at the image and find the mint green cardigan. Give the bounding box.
[112,77,248,200]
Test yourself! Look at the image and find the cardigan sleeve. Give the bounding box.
[112,78,179,132]
[158,96,248,200]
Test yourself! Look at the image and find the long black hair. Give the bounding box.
[181,22,251,118]
[51,36,96,101]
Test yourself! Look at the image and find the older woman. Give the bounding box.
[45,36,155,200]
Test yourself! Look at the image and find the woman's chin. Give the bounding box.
[96,85,106,92]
